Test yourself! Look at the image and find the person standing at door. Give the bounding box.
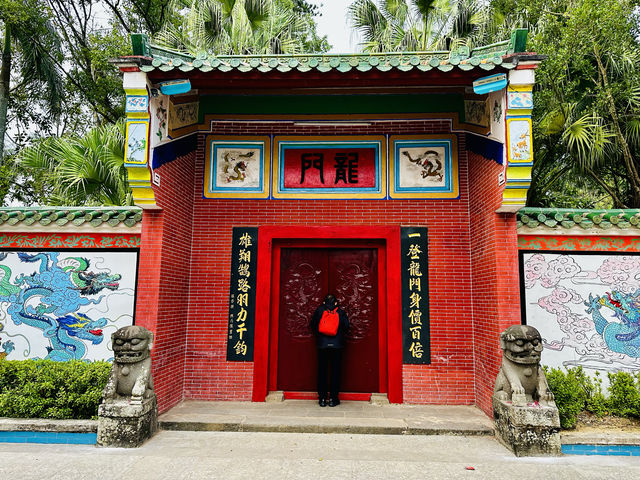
[310,294,349,407]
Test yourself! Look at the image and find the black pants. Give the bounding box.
[317,347,342,400]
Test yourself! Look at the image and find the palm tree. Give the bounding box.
[0,0,64,164]
[347,0,475,52]
[154,0,325,55]
[524,0,640,208]
[18,121,132,206]
[348,0,523,53]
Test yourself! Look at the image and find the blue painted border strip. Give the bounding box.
[466,133,503,165]
[151,134,198,170]
[562,444,640,456]
[0,431,97,445]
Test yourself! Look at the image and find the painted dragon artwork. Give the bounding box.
[523,253,640,373]
[0,251,132,361]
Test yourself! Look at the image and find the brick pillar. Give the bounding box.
[468,152,521,415]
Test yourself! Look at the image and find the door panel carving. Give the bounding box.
[335,262,375,341]
[277,247,379,393]
[282,262,322,340]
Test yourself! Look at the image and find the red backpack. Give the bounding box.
[318,307,339,336]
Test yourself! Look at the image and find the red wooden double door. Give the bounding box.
[276,246,382,394]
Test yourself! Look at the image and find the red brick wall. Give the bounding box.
[467,152,521,415]
[148,120,515,407]
[137,152,196,412]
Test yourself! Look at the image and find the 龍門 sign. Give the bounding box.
[273,137,387,199]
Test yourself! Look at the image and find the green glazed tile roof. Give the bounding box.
[518,208,640,231]
[130,31,530,75]
[0,207,143,228]
[139,49,515,75]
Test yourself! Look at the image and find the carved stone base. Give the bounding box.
[492,396,561,457]
[96,396,158,448]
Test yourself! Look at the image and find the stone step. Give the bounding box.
[158,400,495,436]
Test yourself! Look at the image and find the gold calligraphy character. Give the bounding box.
[407,244,422,259]
[409,277,421,292]
[408,261,422,277]
[234,340,248,356]
[236,322,247,339]
[409,292,421,309]
[237,308,248,323]
[239,249,251,263]
[238,278,251,292]
[237,293,249,307]
[409,309,422,325]
[410,325,421,340]
[409,341,424,358]
[238,263,251,277]
[239,233,253,248]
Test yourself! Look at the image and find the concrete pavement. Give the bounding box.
[0,429,638,479]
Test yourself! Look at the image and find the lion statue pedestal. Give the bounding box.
[492,325,561,457]
[96,326,158,448]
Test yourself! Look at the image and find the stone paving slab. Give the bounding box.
[561,430,640,445]
[0,417,97,433]
[158,400,495,436]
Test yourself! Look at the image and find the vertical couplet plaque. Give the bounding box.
[226,227,259,361]
[401,226,430,364]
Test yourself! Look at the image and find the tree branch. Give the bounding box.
[585,165,628,208]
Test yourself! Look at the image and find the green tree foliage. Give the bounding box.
[493,0,640,208]
[2,0,327,205]
[19,121,133,206]
[347,0,504,52]
[154,0,329,55]
[0,0,64,163]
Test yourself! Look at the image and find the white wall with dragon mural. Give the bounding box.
[521,252,640,379]
[0,250,137,361]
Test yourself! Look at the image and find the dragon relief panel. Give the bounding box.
[282,262,322,340]
[0,250,137,361]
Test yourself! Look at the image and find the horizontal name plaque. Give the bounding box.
[273,136,387,199]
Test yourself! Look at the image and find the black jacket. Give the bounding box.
[310,303,349,349]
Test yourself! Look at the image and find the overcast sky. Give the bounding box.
[314,0,361,53]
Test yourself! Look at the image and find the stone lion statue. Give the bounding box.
[102,325,155,405]
[493,325,554,406]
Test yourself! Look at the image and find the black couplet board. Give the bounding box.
[226,227,258,361]
[401,226,430,364]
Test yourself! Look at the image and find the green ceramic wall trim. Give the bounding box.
[517,207,640,231]
[197,93,464,120]
[0,207,143,228]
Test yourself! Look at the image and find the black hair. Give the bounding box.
[324,294,337,307]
